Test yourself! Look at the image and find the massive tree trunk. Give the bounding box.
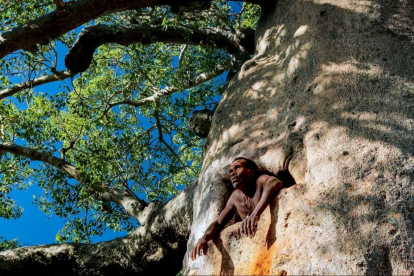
[1,0,413,275]
[185,0,413,275]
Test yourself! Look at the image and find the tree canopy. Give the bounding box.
[0,0,260,247]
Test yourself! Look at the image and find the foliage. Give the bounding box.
[0,1,260,243]
[0,237,20,252]
[239,3,261,29]
[0,0,55,32]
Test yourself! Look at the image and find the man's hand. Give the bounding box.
[190,238,209,260]
[240,214,260,238]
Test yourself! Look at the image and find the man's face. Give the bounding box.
[229,159,255,189]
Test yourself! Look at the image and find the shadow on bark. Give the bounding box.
[191,0,413,274]
[213,237,235,276]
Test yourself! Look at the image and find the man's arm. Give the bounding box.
[241,175,282,237]
[190,194,236,260]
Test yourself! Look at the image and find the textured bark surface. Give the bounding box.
[185,0,413,275]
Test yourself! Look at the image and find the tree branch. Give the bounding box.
[0,143,148,221]
[0,70,74,100]
[0,24,251,100]
[0,143,83,181]
[107,63,227,110]
[0,0,262,59]
[0,179,197,276]
[178,44,188,67]
[153,99,183,166]
[65,23,253,73]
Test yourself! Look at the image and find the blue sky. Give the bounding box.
[0,1,243,248]
[0,41,129,245]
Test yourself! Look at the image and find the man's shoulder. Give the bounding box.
[256,173,279,185]
[230,189,242,197]
[229,189,243,201]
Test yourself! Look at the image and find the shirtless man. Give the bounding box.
[190,157,284,260]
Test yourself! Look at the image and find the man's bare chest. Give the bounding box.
[233,191,261,218]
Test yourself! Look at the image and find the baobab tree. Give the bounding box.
[0,0,413,275]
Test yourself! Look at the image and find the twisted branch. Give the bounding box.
[65,23,253,73]
[0,143,148,221]
[0,70,74,100]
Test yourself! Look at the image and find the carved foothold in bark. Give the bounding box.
[282,132,304,158]
[189,109,214,138]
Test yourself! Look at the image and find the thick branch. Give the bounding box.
[0,0,262,59]
[99,189,149,222]
[0,180,197,276]
[0,143,83,181]
[65,24,253,73]
[0,143,148,220]
[0,70,74,100]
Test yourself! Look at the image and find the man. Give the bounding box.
[190,157,288,260]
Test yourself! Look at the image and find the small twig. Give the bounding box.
[178,45,188,67]
[153,99,184,167]
[50,45,59,72]
[71,75,87,103]
[59,122,84,160]
[136,67,159,93]
[55,116,74,142]
[0,160,19,174]
[106,63,227,112]
[237,5,246,29]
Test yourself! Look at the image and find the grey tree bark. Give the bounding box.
[1,0,413,275]
[186,0,413,275]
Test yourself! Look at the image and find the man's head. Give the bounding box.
[229,157,258,189]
